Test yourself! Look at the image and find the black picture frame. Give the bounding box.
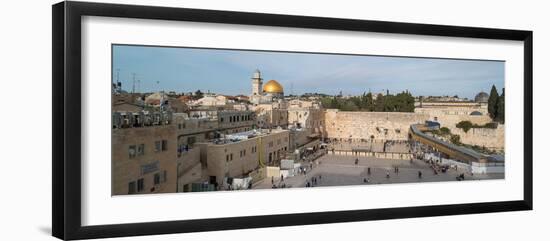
[52,1,533,240]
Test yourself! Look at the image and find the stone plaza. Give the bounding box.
[253,154,504,189]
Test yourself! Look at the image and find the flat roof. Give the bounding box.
[210,129,288,145]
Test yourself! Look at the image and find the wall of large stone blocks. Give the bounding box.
[323,110,429,140]
[415,106,493,127]
[449,125,505,151]
[415,107,503,150]
[324,109,504,151]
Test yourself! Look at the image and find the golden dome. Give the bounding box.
[263,80,284,93]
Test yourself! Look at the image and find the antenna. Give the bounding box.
[132,73,136,94]
[137,78,141,93]
[115,68,121,91]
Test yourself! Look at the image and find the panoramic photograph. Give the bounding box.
[111,45,505,195]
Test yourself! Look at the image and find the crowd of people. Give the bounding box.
[411,140,469,181]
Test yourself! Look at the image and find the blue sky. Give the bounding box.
[112,45,504,99]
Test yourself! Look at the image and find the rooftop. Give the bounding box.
[209,129,287,145]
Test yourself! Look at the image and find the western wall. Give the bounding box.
[323,110,429,140]
[322,109,505,151]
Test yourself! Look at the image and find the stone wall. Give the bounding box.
[449,125,505,151]
[415,105,492,127]
[324,110,429,140]
[323,109,504,151]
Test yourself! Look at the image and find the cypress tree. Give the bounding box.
[488,85,499,119]
[496,88,505,123]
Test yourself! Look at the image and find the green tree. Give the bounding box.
[450,134,461,145]
[320,97,333,108]
[341,101,359,111]
[330,96,340,109]
[374,94,385,112]
[194,89,204,99]
[456,121,473,133]
[496,88,505,123]
[365,92,374,111]
[488,85,499,119]
[439,127,451,136]
[383,94,394,111]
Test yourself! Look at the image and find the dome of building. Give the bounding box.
[474,91,489,103]
[470,111,483,116]
[262,80,284,94]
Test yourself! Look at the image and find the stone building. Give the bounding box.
[254,102,288,129]
[196,129,290,186]
[111,111,177,195]
[288,106,324,133]
[173,109,257,191]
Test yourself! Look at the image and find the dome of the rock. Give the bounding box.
[262,80,284,94]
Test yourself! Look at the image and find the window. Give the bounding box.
[155,140,168,152]
[128,181,136,194]
[162,140,168,151]
[154,141,161,152]
[137,144,145,156]
[226,154,230,162]
[230,153,233,160]
[162,170,167,183]
[154,173,161,185]
[137,178,144,192]
[128,145,136,158]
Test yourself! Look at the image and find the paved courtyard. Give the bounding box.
[253,154,504,189]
